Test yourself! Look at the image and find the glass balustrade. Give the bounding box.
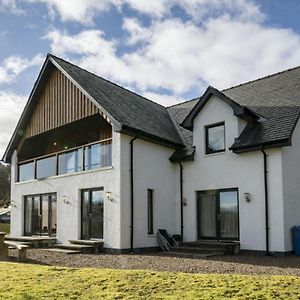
[18,139,112,182]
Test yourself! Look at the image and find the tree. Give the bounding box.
[0,163,11,207]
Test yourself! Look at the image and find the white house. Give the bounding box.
[3,54,300,255]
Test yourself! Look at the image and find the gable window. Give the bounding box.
[147,189,154,234]
[205,122,225,154]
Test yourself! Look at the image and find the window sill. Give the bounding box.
[147,234,156,237]
[205,151,226,157]
[15,166,113,185]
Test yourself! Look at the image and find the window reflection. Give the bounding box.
[18,140,112,182]
[19,162,35,182]
[58,148,82,175]
[36,156,56,179]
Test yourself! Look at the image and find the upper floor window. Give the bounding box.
[205,122,225,154]
[17,138,112,182]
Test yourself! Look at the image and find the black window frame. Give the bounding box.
[205,122,226,154]
[147,189,154,235]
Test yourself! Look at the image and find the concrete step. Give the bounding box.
[173,246,225,255]
[166,250,218,258]
[55,244,94,253]
[40,248,82,254]
[69,239,104,246]
[5,236,56,248]
[182,241,240,255]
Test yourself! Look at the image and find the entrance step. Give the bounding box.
[55,244,94,253]
[181,241,240,255]
[40,248,82,255]
[166,251,217,258]
[171,246,225,255]
[69,240,104,253]
[5,236,56,248]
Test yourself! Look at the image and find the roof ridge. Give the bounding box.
[222,65,300,92]
[48,53,167,110]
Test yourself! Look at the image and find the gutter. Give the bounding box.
[130,136,137,253]
[179,163,184,243]
[261,149,270,255]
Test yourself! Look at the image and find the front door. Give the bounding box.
[81,188,104,240]
[197,189,239,240]
[24,193,57,236]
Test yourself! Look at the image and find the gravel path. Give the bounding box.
[8,249,300,276]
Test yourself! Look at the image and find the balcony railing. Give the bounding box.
[18,138,112,182]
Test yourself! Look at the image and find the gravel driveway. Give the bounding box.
[8,249,300,276]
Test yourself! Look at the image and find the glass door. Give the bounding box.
[197,189,239,241]
[219,190,239,240]
[197,190,217,239]
[81,188,104,240]
[24,193,56,236]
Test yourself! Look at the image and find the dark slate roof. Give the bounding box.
[167,99,198,147]
[50,55,184,148]
[222,66,300,151]
[172,66,300,154]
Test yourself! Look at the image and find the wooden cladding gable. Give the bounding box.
[24,67,99,139]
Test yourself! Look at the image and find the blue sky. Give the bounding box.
[1,0,300,156]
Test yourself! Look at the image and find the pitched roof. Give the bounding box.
[174,66,300,154]
[3,54,185,163]
[50,55,184,148]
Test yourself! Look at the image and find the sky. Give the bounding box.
[1,0,300,157]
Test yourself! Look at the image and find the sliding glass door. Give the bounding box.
[197,189,239,240]
[81,188,104,240]
[24,193,57,236]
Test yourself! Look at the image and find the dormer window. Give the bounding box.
[205,122,225,154]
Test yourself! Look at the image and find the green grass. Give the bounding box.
[0,223,10,234]
[0,263,299,299]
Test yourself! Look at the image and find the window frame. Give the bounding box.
[205,122,226,155]
[147,189,154,235]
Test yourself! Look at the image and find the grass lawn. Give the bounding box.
[0,223,10,234]
[0,262,299,299]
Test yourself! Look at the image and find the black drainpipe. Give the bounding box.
[130,136,137,253]
[179,163,184,243]
[261,149,270,255]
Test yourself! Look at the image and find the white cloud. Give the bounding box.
[0,91,27,158]
[44,14,300,105]
[0,0,24,15]
[0,54,44,85]
[20,0,263,25]
[25,0,112,24]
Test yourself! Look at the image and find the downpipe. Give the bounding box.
[130,136,137,253]
[179,163,184,243]
[261,149,270,255]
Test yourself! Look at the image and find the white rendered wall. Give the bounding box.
[181,96,286,252]
[119,135,179,250]
[282,119,300,251]
[10,131,122,249]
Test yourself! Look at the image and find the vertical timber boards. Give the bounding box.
[24,68,100,139]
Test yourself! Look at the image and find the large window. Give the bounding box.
[58,148,82,175]
[36,156,56,179]
[147,189,154,234]
[205,122,225,154]
[17,139,112,182]
[19,161,35,182]
[84,141,112,170]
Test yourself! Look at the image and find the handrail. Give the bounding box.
[18,138,113,165]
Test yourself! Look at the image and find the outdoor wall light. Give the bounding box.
[106,192,113,201]
[62,196,70,205]
[182,198,187,206]
[10,201,16,208]
[244,193,251,203]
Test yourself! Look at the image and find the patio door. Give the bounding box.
[197,189,239,240]
[81,188,104,240]
[24,193,57,236]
